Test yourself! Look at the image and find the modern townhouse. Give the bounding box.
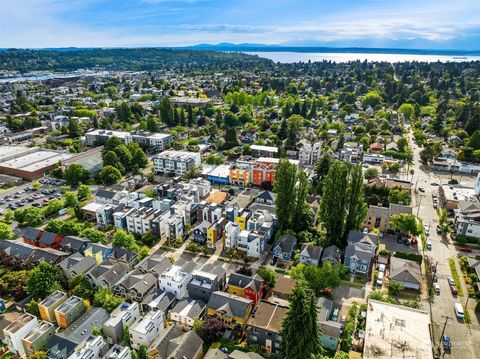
[141,290,176,315]
[21,321,55,356]
[3,313,38,357]
[112,269,157,302]
[454,200,480,239]
[187,264,227,303]
[158,263,196,300]
[38,290,67,324]
[297,140,322,166]
[54,296,86,329]
[68,335,107,359]
[105,344,132,359]
[237,230,267,258]
[224,221,240,250]
[58,308,110,346]
[129,310,164,350]
[103,302,141,344]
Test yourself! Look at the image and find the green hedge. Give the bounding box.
[393,252,423,264]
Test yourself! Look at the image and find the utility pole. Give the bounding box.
[437,315,452,352]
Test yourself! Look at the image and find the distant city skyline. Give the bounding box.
[1,0,480,50]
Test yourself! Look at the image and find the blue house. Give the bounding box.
[272,234,297,262]
[344,231,377,276]
[205,164,230,185]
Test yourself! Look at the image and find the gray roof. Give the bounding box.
[207,291,253,318]
[171,298,206,319]
[321,245,341,263]
[96,189,116,199]
[0,240,36,260]
[45,334,77,359]
[59,307,109,344]
[345,231,376,261]
[87,261,129,287]
[114,269,157,294]
[256,191,276,202]
[59,253,97,276]
[142,289,176,312]
[300,244,323,260]
[316,297,333,322]
[136,255,170,276]
[228,273,263,292]
[60,236,90,252]
[148,324,203,359]
[22,227,41,242]
[274,234,297,253]
[389,257,422,284]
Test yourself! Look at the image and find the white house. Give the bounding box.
[170,298,206,329]
[237,230,266,258]
[158,264,194,300]
[3,313,38,357]
[129,311,164,350]
[224,221,240,249]
[68,335,106,359]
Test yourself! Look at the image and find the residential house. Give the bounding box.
[58,252,97,280]
[86,261,129,288]
[237,230,267,258]
[235,209,251,230]
[38,290,67,324]
[316,297,342,351]
[129,310,164,350]
[227,273,265,304]
[170,298,206,329]
[224,221,240,250]
[299,244,323,266]
[207,291,253,331]
[271,275,295,302]
[146,324,203,359]
[321,245,342,265]
[207,217,226,248]
[246,301,288,354]
[158,263,196,300]
[27,246,69,265]
[58,307,110,346]
[21,321,55,357]
[3,313,38,357]
[68,335,107,359]
[272,234,297,262]
[344,231,377,276]
[193,220,211,245]
[54,296,85,329]
[141,290,176,314]
[187,264,227,303]
[103,302,141,345]
[389,257,422,291]
[59,236,90,254]
[255,191,276,206]
[23,227,64,250]
[135,255,170,278]
[105,344,132,359]
[84,243,112,264]
[112,269,157,302]
[108,247,137,268]
[454,200,480,239]
[364,203,413,232]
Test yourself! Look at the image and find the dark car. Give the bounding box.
[459,246,472,253]
[270,257,278,266]
[397,236,404,244]
[419,187,426,192]
[443,335,451,352]
[450,285,458,295]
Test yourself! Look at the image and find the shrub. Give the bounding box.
[393,252,423,264]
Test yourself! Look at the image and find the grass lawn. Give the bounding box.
[464,304,472,324]
[448,259,464,297]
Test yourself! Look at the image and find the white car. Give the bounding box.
[378,264,386,273]
[447,277,455,286]
[433,283,440,293]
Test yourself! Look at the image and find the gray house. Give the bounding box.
[187,264,226,303]
[59,236,90,255]
[272,234,297,262]
[389,257,422,291]
[344,231,377,276]
[112,269,157,301]
[321,245,342,265]
[86,261,129,288]
[299,244,323,265]
[58,253,97,280]
[316,297,342,351]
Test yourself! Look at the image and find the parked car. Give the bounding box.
[378,264,386,273]
[404,238,411,246]
[436,225,442,234]
[450,285,458,295]
[419,187,426,192]
[431,182,439,186]
[426,241,432,250]
[447,277,455,286]
[443,335,451,352]
[459,246,472,253]
[433,203,438,209]
[433,283,440,294]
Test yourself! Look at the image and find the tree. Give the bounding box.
[93,287,123,312]
[420,144,434,165]
[224,127,238,149]
[319,161,349,247]
[80,227,108,244]
[99,165,122,185]
[30,352,48,359]
[27,262,61,299]
[0,223,14,240]
[388,188,411,205]
[398,103,414,119]
[131,147,148,168]
[136,245,150,262]
[286,114,304,150]
[70,274,94,301]
[363,91,382,108]
[345,164,367,235]
[223,111,238,127]
[274,159,297,230]
[281,281,322,359]
[256,266,276,288]
[469,130,480,150]
[334,351,350,359]
[64,192,78,208]
[112,229,138,251]
[198,317,225,344]
[290,262,344,296]
[68,118,81,138]
[77,184,92,200]
[389,213,421,236]
[159,96,174,126]
[2,209,13,224]
[136,345,147,359]
[14,207,44,227]
[364,167,379,180]
[43,199,64,217]
[104,136,123,153]
[64,164,89,185]
[122,325,131,346]
[32,182,42,190]
[117,102,132,121]
[388,280,405,296]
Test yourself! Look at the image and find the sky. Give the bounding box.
[1,0,480,50]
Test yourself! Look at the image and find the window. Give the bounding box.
[253,328,260,334]
[250,335,257,342]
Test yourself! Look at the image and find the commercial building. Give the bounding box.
[153,150,201,175]
[439,184,477,210]
[84,129,172,149]
[364,299,433,359]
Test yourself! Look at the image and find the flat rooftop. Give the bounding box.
[0,145,36,162]
[40,290,66,308]
[22,321,54,343]
[4,313,36,333]
[441,185,477,202]
[364,299,433,359]
[56,296,83,313]
[0,149,74,171]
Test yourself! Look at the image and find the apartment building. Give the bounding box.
[251,144,278,158]
[153,150,201,175]
[105,344,132,359]
[103,302,141,344]
[158,263,195,300]
[85,129,172,149]
[54,296,86,329]
[3,313,38,357]
[129,310,164,350]
[68,335,107,359]
[38,290,67,324]
[21,321,55,356]
[298,140,322,166]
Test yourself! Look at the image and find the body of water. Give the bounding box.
[246,51,480,63]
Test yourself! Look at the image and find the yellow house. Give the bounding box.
[38,290,67,324]
[207,291,253,331]
[235,209,251,230]
[207,218,225,246]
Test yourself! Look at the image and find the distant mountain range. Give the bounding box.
[1,43,479,56]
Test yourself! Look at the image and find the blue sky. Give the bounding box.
[1,0,480,49]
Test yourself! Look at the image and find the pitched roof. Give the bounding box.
[272,275,295,297]
[142,289,176,312]
[59,253,97,275]
[321,245,342,263]
[96,189,116,199]
[22,227,42,242]
[228,273,264,292]
[39,231,61,245]
[256,191,276,202]
[247,300,287,333]
[148,324,203,359]
[171,298,206,319]
[300,244,323,260]
[45,334,77,359]
[207,291,253,318]
[275,234,297,253]
[61,236,90,252]
[389,257,422,284]
[58,307,110,344]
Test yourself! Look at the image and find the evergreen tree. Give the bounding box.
[68,118,81,138]
[345,164,367,235]
[159,96,174,126]
[319,161,349,247]
[281,281,322,359]
[274,159,297,230]
[187,105,194,126]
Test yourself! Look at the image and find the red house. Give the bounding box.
[23,227,64,250]
[226,273,265,304]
